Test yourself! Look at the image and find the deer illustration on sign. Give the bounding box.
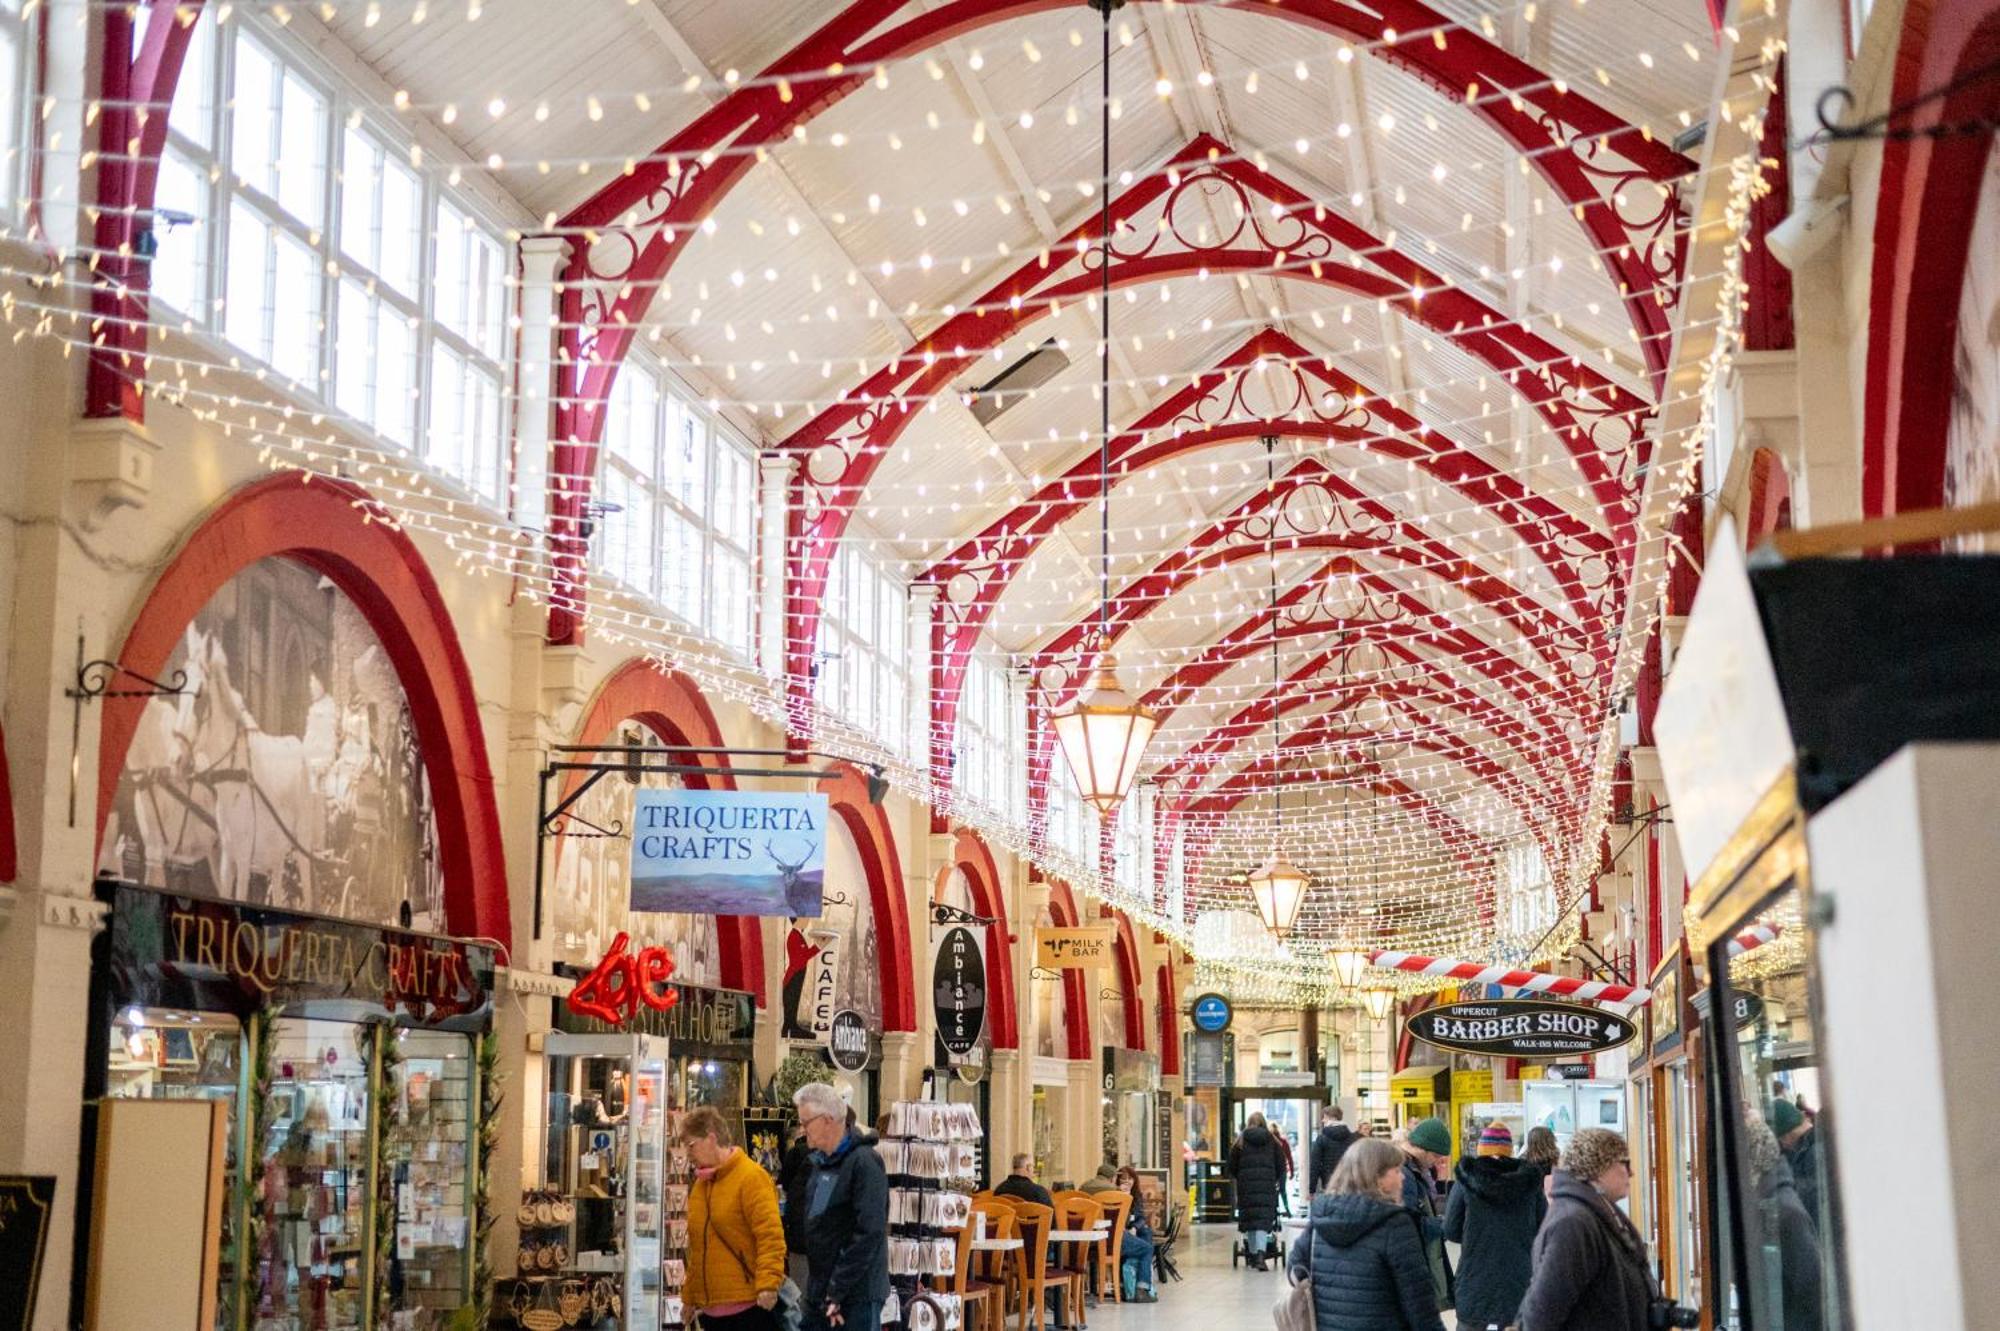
[629,790,828,917]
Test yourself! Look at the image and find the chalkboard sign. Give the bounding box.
[0,1176,54,1331]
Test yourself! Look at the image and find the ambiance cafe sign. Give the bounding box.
[1407,999,1637,1058]
[628,790,828,917]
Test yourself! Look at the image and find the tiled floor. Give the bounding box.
[1080,1222,1461,1331]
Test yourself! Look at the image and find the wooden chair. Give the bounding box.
[1049,1194,1101,1323]
[1091,1190,1132,1301]
[969,1201,1023,1331]
[952,1213,1000,1331]
[1005,1199,1057,1331]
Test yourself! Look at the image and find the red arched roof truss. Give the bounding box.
[1745,448,1794,548]
[1862,0,2000,517]
[939,826,1020,1050]
[565,658,764,1005]
[95,473,510,945]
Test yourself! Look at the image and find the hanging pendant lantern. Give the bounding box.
[1052,653,1158,815]
[1331,948,1368,991]
[1363,986,1395,1022]
[1247,852,1310,938]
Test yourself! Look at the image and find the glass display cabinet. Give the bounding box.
[539,1033,669,1328]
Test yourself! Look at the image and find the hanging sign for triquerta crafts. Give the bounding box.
[629,790,827,917]
[931,905,988,1058]
[1407,999,1637,1058]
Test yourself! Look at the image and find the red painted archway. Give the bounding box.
[1155,962,1181,1079]
[1863,0,2000,517]
[938,827,1019,1050]
[1044,876,1094,1062]
[566,658,765,1004]
[827,762,918,1034]
[1110,911,1147,1052]
[95,473,511,945]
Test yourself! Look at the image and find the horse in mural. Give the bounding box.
[110,623,221,893]
[175,626,324,909]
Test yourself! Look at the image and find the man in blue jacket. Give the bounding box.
[794,1083,889,1331]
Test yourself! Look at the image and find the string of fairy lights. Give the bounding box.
[1,0,1783,976]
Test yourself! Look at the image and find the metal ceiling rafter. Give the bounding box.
[542,0,1690,642]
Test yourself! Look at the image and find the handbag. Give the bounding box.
[1273,1223,1314,1331]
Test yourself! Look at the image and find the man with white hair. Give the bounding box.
[792,1082,888,1331]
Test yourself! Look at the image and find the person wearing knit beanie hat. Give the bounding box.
[1397,1118,1456,1309]
[1476,1121,1514,1157]
[1559,1127,1629,1186]
[1446,1121,1545,1328]
[1767,1098,1805,1141]
[1407,1117,1452,1158]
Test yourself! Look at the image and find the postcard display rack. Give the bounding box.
[881,1098,983,1331]
[511,1033,677,1331]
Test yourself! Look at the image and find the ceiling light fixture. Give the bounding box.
[1053,0,1156,818]
[1247,432,1308,939]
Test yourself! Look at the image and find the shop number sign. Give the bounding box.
[566,932,680,1027]
[1407,998,1636,1058]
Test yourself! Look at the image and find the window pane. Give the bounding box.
[378,156,421,295]
[151,149,207,316]
[335,276,371,425]
[270,228,318,385]
[224,200,268,357]
[276,70,325,222]
[375,305,414,447]
[434,201,466,332]
[168,13,214,148]
[340,129,377,269]
[231,38,277,198]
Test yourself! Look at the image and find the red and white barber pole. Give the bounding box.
[1366,950,1653,1005]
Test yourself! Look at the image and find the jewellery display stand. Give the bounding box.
[880,1095,982,1331]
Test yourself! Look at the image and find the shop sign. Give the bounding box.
[1035,926,1114,970]
[1731,991,1766,1030]
[804,930,840,1045]
[1543,1064,1595,1081]
[108,885,494,1031]
[1190,993,1232,1033]
[1186,1032,1229,1088]
[629,790,828,918]
[829,1010,871,1072]
[930,914,987,1057]
[1451,1069,1495,1102]
[566,932,679,1027]
[0,1177,54,1331]
[1406,999,1637,1059]
[1649,946,1684,1055]
[553,974,755,1054]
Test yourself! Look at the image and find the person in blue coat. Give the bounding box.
[1287,1138,1445,1331]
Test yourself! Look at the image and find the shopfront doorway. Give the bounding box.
[1222,1087,1325,1214]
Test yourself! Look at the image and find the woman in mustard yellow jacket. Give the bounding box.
[683,1105,789,1331]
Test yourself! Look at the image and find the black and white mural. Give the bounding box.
[100,557,444,930]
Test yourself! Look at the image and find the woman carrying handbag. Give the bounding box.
[682,1106,797,1331]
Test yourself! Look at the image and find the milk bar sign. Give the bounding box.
[1408,999,1636,1058]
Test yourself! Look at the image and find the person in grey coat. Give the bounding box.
[1444,1122,1547,1330]
[1517,1129,1657,1331]
[1287,1138,1445,1331]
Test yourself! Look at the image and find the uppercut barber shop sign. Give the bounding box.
[1407,999,1636,1058]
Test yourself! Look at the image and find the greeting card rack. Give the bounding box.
[879,1096,982,1331]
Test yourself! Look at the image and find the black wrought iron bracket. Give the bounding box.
[532,743,886,941]
[64,632,189,827]
[1815,56,2000,143]
[1029,966,1063,981]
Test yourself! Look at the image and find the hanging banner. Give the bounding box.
[629,790,827,917]
[1035,926,1115,970]
[1407,998,1638,1059]
[930,913,988,1059]
[805,930,841,1045]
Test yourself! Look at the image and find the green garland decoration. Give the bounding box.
[472,1024,504,1328]
[773,1049,830,1110]
[239,1009,280,1328]
[370,1023,405,1330]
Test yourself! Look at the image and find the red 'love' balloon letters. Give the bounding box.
[567,932,680,1026]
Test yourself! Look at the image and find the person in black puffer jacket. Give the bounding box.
[1230,1113,1284,1269]
[1286,1137,1444,1331]
[1745,1117,1824,1331]
[1445,1122,1547,1330]
[1517,1129,1656,1331]
[1309,1106,1357,1196]
[792,1085,889,1331]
